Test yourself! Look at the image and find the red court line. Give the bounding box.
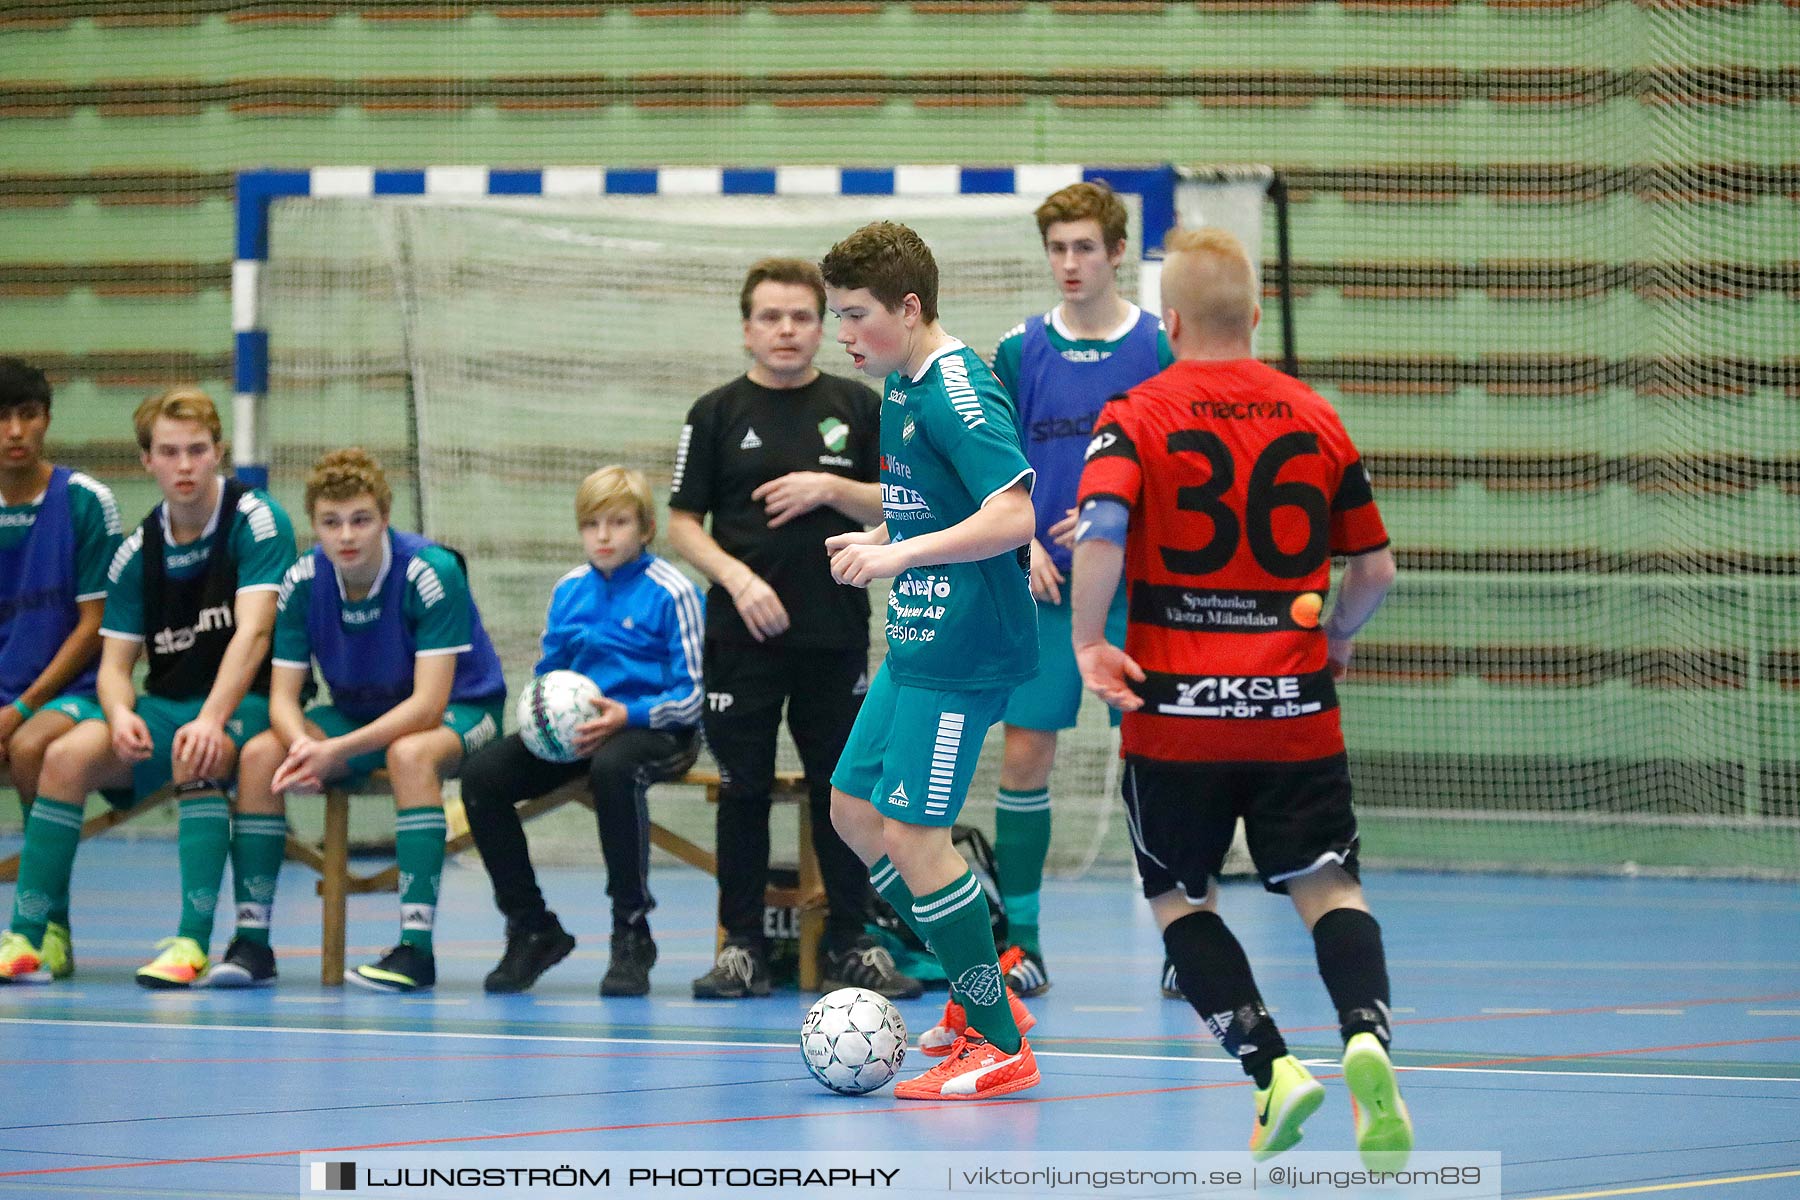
[0,1047,782,1067]
[0,1078,1255,1179]
[1080,990,1800,1042]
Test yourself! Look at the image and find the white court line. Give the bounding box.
[0,1016,782,1051]
[1748,1009,1800,1016]
[0,1017,1231,1066]
[4,1018,1798,1084]
[1399,1064,1800,1085]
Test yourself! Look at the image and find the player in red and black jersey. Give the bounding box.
[1070,228,1411,1167]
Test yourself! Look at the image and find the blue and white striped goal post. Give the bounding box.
[230,163,1181,485]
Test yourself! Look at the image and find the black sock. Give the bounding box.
[1311,907,1392,1047]
[1163,911,1288,1087]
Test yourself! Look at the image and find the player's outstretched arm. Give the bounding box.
[1070,530,1144,711]
[1323,547,1397,679]
[828,485,1032,588]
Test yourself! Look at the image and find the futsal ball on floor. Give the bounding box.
[801,987,907,1095]
[517,670,603,763]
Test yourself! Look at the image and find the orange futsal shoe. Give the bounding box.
[918,946,1037,1058]
[894,1034,1040,1101]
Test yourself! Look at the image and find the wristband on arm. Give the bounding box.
[1072,497,1130,548]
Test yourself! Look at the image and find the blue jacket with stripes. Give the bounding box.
[535,552,704,731]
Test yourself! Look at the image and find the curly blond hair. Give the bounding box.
[304,447,393,519]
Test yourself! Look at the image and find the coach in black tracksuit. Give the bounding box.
[667,257,921,1001]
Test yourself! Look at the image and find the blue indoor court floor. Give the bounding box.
[0,839,1796,1199]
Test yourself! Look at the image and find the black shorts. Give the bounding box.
[1121,753,1360,897]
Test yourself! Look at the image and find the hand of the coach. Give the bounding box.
[571,697,629,757]
[1047,507,1078,550]
[754,471,835,529]
[271,735,334,794]
[173,715,231,778]
[727,570,790,642]
[826,529,908,589]
[1028,538,1065,605]
[110,709,154,764]
[1076,640,1145,712]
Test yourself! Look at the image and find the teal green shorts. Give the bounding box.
[830,663,1010,828]
[128,692,273,803]
[1002,582,1129,732]
[307,700,505,785]
[39,693,104,725]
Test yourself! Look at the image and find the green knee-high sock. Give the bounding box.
[10,797,84,945]
[994,787,1051,953]
[869,856,930,945]
[230,813,288,946]
[394,808,446,952]
[914,869,1022,1054]
[21,799,74,932]
[176,791,232,944]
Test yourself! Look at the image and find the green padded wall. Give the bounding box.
[2,1,1797,874]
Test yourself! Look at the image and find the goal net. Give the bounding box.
[251,165,1278,878]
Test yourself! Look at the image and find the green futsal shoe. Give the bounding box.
[1344,1032,1414,1171]
[136,936,208,989]
[40,921,72,980]
[1249,1054,1326,1161]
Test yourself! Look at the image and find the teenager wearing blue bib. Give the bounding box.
[0,360,122,983]
[225,450,506,992]
[986,181,1174,998]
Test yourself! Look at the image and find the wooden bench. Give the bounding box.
[3,764,826,991]
[285,768,825,989]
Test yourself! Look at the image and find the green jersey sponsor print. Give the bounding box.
[103,484,296,641]
[879,342,1038,691]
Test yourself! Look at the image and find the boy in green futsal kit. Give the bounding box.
[820,221,1042,1100]
[1,387,295,988]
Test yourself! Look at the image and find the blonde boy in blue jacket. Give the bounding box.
[462,467,704,997]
